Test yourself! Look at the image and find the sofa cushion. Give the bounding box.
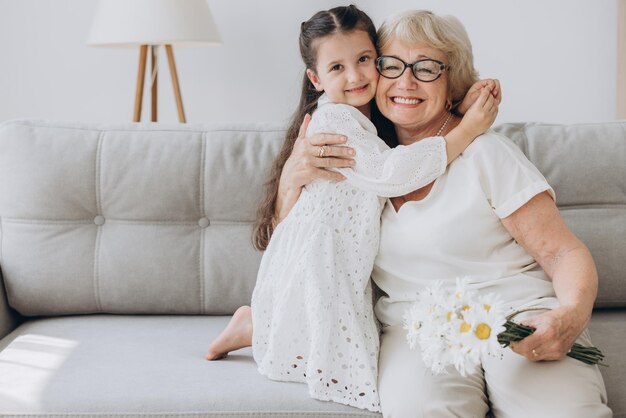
[0,270,20,340]
[1,120,624,316]
[588,310,626,418]
[0,120,281,316]
[495,122,626,308]
[0,315,380,417]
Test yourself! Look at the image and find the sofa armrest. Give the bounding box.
[0,268,20,340]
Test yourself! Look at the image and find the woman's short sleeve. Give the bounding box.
[464,131,556,219]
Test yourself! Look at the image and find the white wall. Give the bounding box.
[0,0,618,125]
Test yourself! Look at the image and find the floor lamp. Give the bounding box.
[87,0,221,123]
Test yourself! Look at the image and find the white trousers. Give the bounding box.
[378,325,612,418]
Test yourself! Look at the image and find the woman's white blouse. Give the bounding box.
[372,131,558,326]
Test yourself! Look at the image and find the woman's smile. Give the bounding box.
[390,96,423,106]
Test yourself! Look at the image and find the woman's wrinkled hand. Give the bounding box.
[509,305,588,362]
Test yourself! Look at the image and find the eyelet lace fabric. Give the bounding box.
[251,97,447,413]
[252,181,383,412]
[316,101,447,198]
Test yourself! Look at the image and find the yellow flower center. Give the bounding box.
[474,323,491,340]
[447,311,453,322]
[483,304,491,312]
[460,322,471,333]
[462,304,470,311]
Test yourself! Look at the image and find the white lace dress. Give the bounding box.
[251,94,447,412]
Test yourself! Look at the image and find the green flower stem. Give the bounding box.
[497,318,607,367]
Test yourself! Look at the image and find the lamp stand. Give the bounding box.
[133,45,148,122]
[151,45,158,122]
[132,44,187,123]
[165,45,186,123]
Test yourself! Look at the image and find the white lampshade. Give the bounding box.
[87,0,221,47]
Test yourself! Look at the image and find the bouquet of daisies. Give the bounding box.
[403,278,605,376]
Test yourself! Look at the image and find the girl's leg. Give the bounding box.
[205,305,253,360]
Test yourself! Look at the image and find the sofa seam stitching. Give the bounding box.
[0,219,256,225]
[93,131,104,312]
[5,117,626,133]
[200,229,205,314]
[200,132,206,314]
[0,413,374,417]
[1,120,288,135]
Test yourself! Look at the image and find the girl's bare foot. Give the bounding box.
[205,305,253,360]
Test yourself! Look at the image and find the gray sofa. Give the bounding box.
[0,119,624,418]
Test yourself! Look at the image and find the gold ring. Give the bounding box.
[532,349,538,357]
[318,146,326,158]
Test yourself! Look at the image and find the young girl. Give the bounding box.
[206,5,498,412]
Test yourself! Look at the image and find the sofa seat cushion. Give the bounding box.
[0,315,379,417]
[589,310,626,418]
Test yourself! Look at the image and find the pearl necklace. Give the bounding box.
[395,112,453,208]
[436,112,453,136]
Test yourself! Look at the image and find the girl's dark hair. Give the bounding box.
[371,103,398,148]
[252,5,378,251]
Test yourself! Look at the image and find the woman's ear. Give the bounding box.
[306,69,324,92]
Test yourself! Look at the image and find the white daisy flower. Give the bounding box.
[403,278,507,377]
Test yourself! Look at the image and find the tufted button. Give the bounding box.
[94,215,105,226]
[198,217,210,228]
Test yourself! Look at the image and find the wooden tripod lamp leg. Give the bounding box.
[133,45,148,122]
[150,45,158,122]
[165,45,187,123]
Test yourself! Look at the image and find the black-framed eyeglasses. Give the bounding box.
[376,56,449,82]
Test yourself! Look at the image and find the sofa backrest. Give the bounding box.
[0,119,624,316]
[0,120,282,316]
[497,122,626,308]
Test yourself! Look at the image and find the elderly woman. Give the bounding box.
[275,10,611,418]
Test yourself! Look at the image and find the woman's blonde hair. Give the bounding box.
[377,10,479,107]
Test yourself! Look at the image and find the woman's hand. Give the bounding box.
[275,114,355,223]
[457,79,501,116]
[509,305,588,362]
